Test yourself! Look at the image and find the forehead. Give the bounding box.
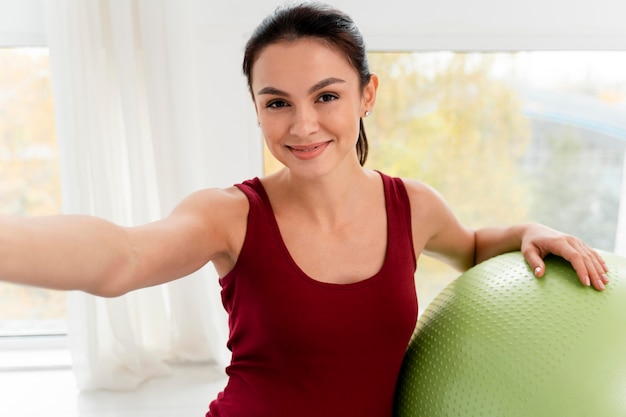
[251,38,358,92]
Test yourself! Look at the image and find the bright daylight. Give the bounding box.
[1,1,625,417]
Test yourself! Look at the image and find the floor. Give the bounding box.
[0,363,228,417]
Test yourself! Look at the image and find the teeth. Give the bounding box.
[293,145,320,152]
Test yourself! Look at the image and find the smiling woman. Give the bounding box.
[0,2,615,417]
[250,38,376,179]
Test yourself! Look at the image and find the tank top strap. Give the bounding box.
[236,177,267,211]
[225,177,276,280]
[235,177,280,238]
[377,171,417,270]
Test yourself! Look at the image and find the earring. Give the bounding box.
[365,110,371,117]
[257,121,261,127]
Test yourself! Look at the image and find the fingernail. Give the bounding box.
[534,266,541,276]
[597,280,605,290]
[585,276,591,286]
[602,274,609,283]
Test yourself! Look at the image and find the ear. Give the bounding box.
[362,73,379,115]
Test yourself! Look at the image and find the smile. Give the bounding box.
[287,141,331,159]
[291,144,323,152]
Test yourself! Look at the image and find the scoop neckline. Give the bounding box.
[255,172,391,289]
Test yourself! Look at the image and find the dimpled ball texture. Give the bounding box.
[394,251,626,417]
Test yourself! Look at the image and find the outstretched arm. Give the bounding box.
[0,187,244,297]
[1,214,139,296]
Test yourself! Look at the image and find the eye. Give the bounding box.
[317,93,338,103]
[266,100,289,109]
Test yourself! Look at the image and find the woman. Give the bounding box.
[0,2,609,416]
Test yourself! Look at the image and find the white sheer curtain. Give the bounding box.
[43,0,257,390]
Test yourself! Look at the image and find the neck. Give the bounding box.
[266,165,376,230]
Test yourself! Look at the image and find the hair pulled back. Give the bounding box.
[243,2,371,166]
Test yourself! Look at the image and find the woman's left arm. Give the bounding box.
[475,222,610,291]
[404,179,609,291]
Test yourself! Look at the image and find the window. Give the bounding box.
[263,51,626,310]
[0,47,67,339]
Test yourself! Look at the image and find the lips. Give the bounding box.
[289,143,327,152]
[287,141,331,159]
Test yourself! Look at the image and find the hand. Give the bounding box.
[521,223,609,291]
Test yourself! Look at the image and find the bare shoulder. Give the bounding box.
[395,178,446,238]
[174,186,248,217]
[399,178,449,215]
[398,177,461,241]
[171,186,249,249]
[149,185,250,273]
[398,177,474,269]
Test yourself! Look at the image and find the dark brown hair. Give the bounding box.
[242,2,371,166]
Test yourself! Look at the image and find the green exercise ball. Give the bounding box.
[395,251,626,417]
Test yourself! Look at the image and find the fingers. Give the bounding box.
[523,237,609,291]
[561,241,609,291]
[521,240,550,279]
[525,251,546,278]
[584,247,610,291]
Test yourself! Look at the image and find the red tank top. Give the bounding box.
[207,172,418,417]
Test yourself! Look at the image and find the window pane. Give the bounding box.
[0,48,66,336]
[364,51,626,308]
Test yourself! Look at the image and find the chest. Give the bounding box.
[277,213,388,285]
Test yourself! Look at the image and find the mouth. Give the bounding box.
[286,141,331,159]
[288,142,327,152]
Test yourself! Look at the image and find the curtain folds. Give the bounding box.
[44,0,236,391]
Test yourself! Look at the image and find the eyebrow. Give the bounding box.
[256,77,346,97]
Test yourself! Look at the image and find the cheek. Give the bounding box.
[327,108,360,139]
[260,122,284,147]
[326,100,360,126]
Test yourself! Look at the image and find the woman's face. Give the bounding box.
[251,38,377,179]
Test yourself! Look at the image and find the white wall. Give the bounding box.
[348,0,626,50]
[195,0,626,50]
[0,0,45,46]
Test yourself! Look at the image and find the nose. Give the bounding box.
[289,105,319,138]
